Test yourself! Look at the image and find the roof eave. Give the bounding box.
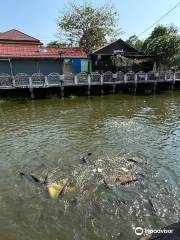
[0,56,88,59]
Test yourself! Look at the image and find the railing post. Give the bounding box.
[135,74,137,84]
[88,74,91,85]
[60,75,64,85]
[74,75,78,85]
[12,76,15,88]
[100,74,103,85]
[145,73,148,82]
[170,72,175,90]
[113,73,117,83]
[45,76,48,87]
[124,73,127,83]
[134,74,137,95]
[173,72,176,84]
[29,76,32,87]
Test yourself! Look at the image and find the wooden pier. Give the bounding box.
[0,71,180,99]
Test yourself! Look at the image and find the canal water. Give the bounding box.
[0,92,180,240]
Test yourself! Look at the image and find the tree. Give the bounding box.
[126,35,144,51]
[149,24,178,40]
[145,35,180,68]
[47,41,60,48]
[47,41,68,48]
[142,24,180,68]
[57,2,120,53]
[142,24,179,51]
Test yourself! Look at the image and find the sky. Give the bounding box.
[1,0,180,44]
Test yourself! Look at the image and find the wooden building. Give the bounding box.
[91,39,153,73]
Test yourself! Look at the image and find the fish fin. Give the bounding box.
[30,175,40,183]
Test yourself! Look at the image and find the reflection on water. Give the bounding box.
[0,92,180,240]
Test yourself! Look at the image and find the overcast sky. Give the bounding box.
[1,0,180,44]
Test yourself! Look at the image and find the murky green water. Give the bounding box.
[0,92,180,240]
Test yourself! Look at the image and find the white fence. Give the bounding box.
[0,71,179,88]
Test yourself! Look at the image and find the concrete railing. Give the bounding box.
[15,73,30,87]
[0,71,179,88]
[0,73,13,87]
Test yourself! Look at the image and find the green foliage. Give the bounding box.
[47,41,60,48]
[57,2,120,53]
[142,24,180,67]
[47,41,68,48]
[142,25,178,51]
[126,35,144,51]
[150,24,178,39]
[145,35,180,66]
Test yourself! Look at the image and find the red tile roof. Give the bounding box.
[0,29,87,58]
[0,29,41,43]
[0,46,87,59]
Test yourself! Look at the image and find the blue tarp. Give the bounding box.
[72,59,81,74]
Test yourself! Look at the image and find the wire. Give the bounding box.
[138,2,180,37]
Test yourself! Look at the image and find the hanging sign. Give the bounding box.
[113,49,124,55]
